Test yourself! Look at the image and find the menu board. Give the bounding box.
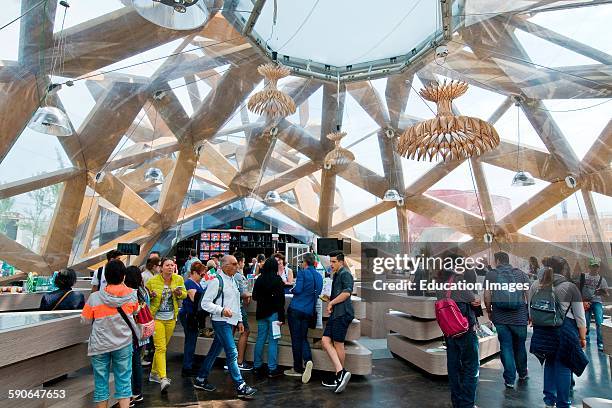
[220,232,231,241]
[210,242,220,251]
[200,251,210,261]
[201,242,210,251]
[221,242,230,251]
[201,232,210,241]
[210,233,220,241]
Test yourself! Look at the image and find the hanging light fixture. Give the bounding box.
[264,190,282,205]
[27,2,73,137]
[132,0,210,30]
[28,106,72,137]
[397,80,500,161]
[247,62,296,120]
[510,97,535,187]
[144,167,165,183]
[323,130,355,170]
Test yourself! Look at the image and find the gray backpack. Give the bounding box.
[530,277,568,327]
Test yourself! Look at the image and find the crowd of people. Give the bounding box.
[437,251,608,408]
[79,248,354,407]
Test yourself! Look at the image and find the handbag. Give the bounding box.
[308,269,318,329]
[435,276,469,338]
[133,303,155,340]
[51,290,73,311]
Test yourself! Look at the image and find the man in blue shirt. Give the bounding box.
[484,251,530,389]
[285,253,323,384]
[321,251,354,394]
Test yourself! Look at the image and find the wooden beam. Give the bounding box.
[104,140,179,172]
[74,82,148,171]
[581,119,612,173]
[0,168,84,200]
[330,202,395,234]
[72,226,151,269]
[19,0,57,70]
[41,174,88,270]
[495,180,578,235]
[157,145,198,228]
[582,168,612,197]
[346,81,389,128]
[0,233,52,274]
[469,158,496,228]
[87,171,163,232]
[120,157,175,193]
[509,16,611,65]
[338,163,388,198]
[273,202,321,236]
[198,141,239,187]
[386,73,412,129]
[178,190,239,224]
[581,190,611,270]
[0,77,39,162]
[259,161,322,193]
[405,160,464,197]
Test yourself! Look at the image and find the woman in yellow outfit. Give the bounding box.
[146,257,186,392]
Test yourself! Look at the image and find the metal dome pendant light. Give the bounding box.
[143,108,165,184]
[28,1,73,137]
[397,80,500,161]
[263,190,282,205]
[132,0,210,31]
[247,61,296,120]
[511,97,535,186]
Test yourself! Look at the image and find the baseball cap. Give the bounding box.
[588,257,601,266]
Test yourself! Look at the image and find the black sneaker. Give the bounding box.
[253,366,267,377]
[268,367,284,378]
[322,375,338,388]
[238,362,254,371]
[193,378,216,392]
[334,369,351,394]
[236,383,257,399]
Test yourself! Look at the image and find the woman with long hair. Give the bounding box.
[252,257,286,377]
[145,258,186,392]
[528,256,539,280]
[529,259,587,408]
[124,266,149,407]
[178,261,206,377]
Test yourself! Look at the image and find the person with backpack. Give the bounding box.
[483,251,530,389]
[146,258,187,393]
[435,257,481,408]
[92,249,124,293]
[252,257,286,378]
[179,261,206,377]
[529,259,587,408]
[284,252,323,384]
[124,266,151,407]
[192,255,257,399]
[81,260,139,408]
[580,257,609,352]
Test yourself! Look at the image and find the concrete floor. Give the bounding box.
[140,340,611,408]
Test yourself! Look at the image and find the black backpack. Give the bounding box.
[194,275,225,324]
[492,268,523,310]
[530,277,568,327]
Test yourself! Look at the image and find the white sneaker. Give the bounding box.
[302,361,313,384]
[284,368,302,377]
[149,372,161,383]
[160,377,171,392]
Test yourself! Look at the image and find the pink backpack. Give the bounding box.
[435,276,469,338]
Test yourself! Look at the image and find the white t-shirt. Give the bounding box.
[91,266,107,291]
[156,285,175,320]
[142,269,154,285]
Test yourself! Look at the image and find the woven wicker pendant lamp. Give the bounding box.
[324,129,355,170]
[247,63,296,120]
[397,80,500,161]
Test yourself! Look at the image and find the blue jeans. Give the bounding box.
[543,354,573,408]
[91,344,133,402]
[287,308,312,372]
[254,312,279,371]
[495,324,528,384]
[197,320,244,389]
[585,302,604,347]
[179,311,199,370]
[131,344,143,396]
[446,331,479,408]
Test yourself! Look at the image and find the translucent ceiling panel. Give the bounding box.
[426,161,483,215]
[0,2,22,60]
[402,76,436,125]
[351,208,399,242]
[401,156,436,188]
[349,132,384,175]
[93,207,138,250]
[53,0,124,32]
[0,128,72,184]
[591,192,612,220]
[449,80,507,121]
[542,99,611,161]
[494,104,548,151]
[0,182,64,254]
[252,0,440,67]
[514,30,599,68]
[58,78,97,131]
[481,162,550,221]
[334,175,381,220]
[528,4,612,56]
[341,92,380,147]
[100,38,186,77]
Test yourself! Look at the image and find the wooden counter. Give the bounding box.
[0,289,90,312]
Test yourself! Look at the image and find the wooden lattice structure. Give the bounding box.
[0,1,610,276]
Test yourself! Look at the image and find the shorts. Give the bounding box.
[241,305,249,331]
[323,314,353,342]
